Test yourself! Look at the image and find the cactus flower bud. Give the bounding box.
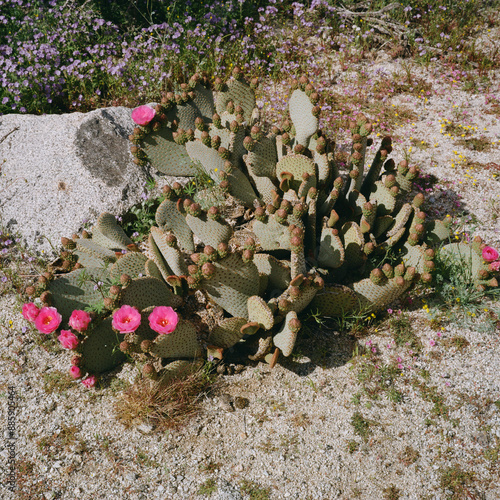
[103,297,114,309]
[217,242,228,258]
[120,274,131,286]
[40,291,52,305]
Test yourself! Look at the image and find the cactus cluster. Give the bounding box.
[28,68,499,384]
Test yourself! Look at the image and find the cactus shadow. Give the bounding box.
[278,319,359,376]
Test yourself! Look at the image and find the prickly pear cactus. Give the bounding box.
[30,67,499,388]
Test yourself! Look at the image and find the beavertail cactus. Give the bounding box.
[27,67,499,390]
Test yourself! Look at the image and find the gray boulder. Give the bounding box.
[0,107,162,257]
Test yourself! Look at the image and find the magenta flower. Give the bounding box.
[490,261,500,272]
[112,305,141,333]
[58,329,79,349]
[68,310,92,332]
[131,105,155,126]
[482,246,499,263]
[34,307,62,334]
[22,302,40,322]
[148,306,179,334]
[429,339,436,347]
[69,365,82,379]
[82,375,97,388]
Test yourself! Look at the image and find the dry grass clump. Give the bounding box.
[114,367,216,431]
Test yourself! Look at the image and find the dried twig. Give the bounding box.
[0,126,19,144]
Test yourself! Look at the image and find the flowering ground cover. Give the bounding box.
[0,1,499,499]
[0,0,497,115]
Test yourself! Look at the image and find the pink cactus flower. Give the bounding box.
[482,246,499,263]
[68,309,92,332]
[112,305,141,333]
[69,365,82,379]
[490,261,500,272]
[58,329,79,349]
[131,105,155,126]
[22,302,40,322]
[429,339,436,347]
[148,306,179,334]
[34,306,62,334]
[81,375,97,388]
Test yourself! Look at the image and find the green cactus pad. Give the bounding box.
[317,228,345,268]
[119,276,182,311]
[278,282,318,314]
[387,203,413,237]
[253,254,291,291]
[185,213,232,248]
[276,154,316,193]
[208,317,248,349]
[185,139,226,180]
[225,164,260,207]
[216,77,256,122]
[288,89,318,146]
[93,213,134,250]
[373,215,395,239]
[347,190,367,217]
[146,232,173,282]
[342,222,365,268]
[426,218,452,245]
[273,311,300,357]
[244,135,278,178]
[313,150,332,185]
[47,268,108,322]
[369,181,396,215]
[386,226,407,247]
[73,250,108,269]
[200,253,260,318]
[251,216,291,251]
[192,82,216,120]
[110,252,148,281]
[157,359,204,387]
[353,277,410,312]
[440,242,485,279]
[310,285,359,317]
[141,127,194,175]
[145,259,164,281]
[248,334,272,361]
[80,318,127,374]
[247,295,274,330]
[75,239,117,263]
[149,320,203,359]
[150,227,188,276]
[248,172,278,205]
[156,199,195,253]
[401,241,428,273]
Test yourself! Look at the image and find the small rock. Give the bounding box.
[216,364,227,375]
[126,472,138,482]
[234,397,249,409]
[44,491,55,500]
[234,364,245,374]
[137,422,154,434]
[219,393,234,412]
[239,432,247,440]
